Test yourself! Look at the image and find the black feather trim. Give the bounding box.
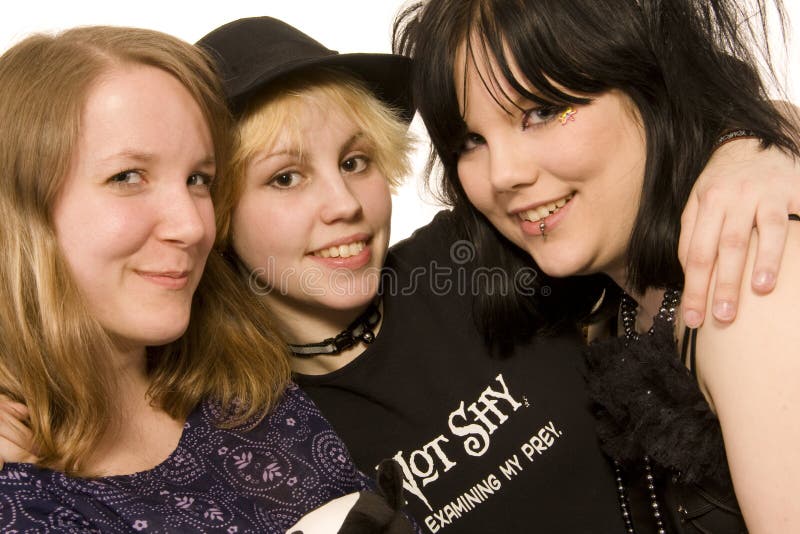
[585,320,730,484]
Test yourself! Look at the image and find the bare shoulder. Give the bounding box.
[695,223,800,400]
[694,223,800,530]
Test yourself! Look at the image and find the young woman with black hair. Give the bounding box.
[394,0,799,531]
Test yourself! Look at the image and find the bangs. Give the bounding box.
[460,5,587,116]
[233,70,413,190]
[470,0,626,98]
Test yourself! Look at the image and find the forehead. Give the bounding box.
[73,65,212,167]
[86,65,205,127]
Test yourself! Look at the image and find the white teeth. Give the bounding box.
[314,240,366,259]
[519,194,574,222]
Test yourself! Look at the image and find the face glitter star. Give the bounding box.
[558,107,577,125]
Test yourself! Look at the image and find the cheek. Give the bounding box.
[361,178,392,230]
[231,197,298,270]
[198,198,216,254]
[456,159,489,209]
[54,199,143,274]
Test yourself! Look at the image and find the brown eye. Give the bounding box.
[341,155,369,174]
[268,171,303,189]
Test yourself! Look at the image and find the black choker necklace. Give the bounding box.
[288,300,381,357]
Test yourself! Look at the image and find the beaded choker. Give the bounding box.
[615,288,681,534]
[619,288,681,341]
[288,300,381,357]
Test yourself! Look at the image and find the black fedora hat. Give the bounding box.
[196,16,414,122]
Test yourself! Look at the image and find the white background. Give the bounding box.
[2,1,797,244]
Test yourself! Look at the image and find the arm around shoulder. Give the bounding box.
[695,223,800,533]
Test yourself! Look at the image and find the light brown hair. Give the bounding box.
[0,26,291,475]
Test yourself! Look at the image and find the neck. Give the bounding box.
[82,343,183,476]
[611,270,667,336]
[109,342,149,381]
[263,295,380,375]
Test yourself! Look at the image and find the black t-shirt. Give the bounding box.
[295,211,624,533]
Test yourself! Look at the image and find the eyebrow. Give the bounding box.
[250,132,368,167]
[98,151,216,168]
[340,132,369,155]
[249,148,305,168]
[98,150,154,164]
[196,155,217,169]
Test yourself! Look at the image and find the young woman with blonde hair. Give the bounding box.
[0,25,391,533]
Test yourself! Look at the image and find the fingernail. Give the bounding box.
[753,270,775,291]
[684,309,702,328]
[713,300,735,321]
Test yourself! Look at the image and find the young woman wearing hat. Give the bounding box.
[3,13,800,533]
[0,25,417,534]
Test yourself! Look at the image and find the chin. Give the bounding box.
[140,317,191,346]
[317,292,378,314]
[529,252,590,279]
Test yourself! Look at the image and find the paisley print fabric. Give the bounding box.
[0,385,372,533]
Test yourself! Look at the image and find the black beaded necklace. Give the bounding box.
[614,288,681,534]
[288,300,381,357]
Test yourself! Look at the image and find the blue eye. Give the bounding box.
[268,171,303,189]
[521,106,564,130]
[188,173,214,188]
[107,170,144,186]
[459,132,486,153]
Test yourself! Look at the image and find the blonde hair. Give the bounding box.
[0,26,290,475]
[216,69,415,250]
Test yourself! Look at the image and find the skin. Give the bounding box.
[679,135,800,324]
[454,54,645,283]
[454,44,800,533]
[232,99,392,375]
[51,64,216,474]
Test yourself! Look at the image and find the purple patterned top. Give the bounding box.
[0,385,372,533]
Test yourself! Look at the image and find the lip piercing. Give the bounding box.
[539,221,546,236]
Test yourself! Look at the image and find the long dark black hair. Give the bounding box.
[394,0,798,348]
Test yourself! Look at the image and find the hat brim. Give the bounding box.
[228,52,414,123]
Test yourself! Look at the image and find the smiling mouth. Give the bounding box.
[518,193,574,222]
[313,241,367,259]
[136,270,191,289]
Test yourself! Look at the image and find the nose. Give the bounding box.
[487,140,539,192]
[318,173,363,224]
[156,184,211,247]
